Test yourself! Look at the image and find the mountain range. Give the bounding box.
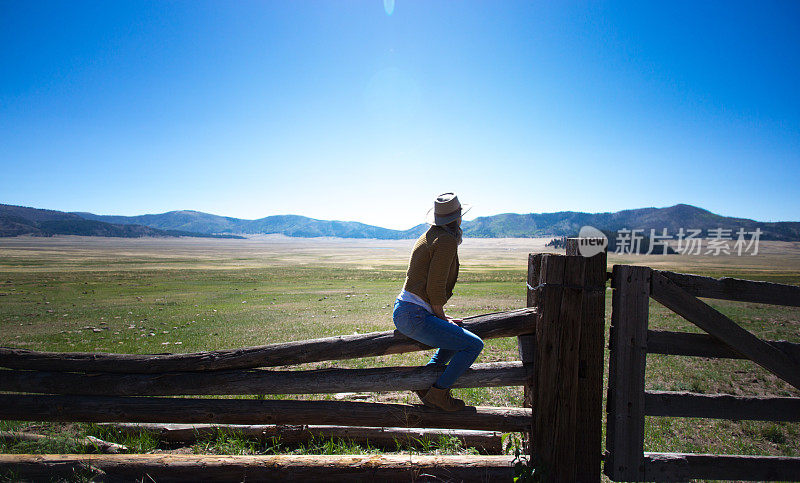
[0,204,243,239]
[1,203,798,241]
[74,210,427,239]
[463,204,800,241]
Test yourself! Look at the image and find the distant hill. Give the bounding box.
[242,215,428,239]
[73,204,800,241]
[463,204,800,241]
[0,204,244,239]
[76,210,429,239]
[73,210,244,234]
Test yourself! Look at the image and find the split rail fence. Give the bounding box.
[606,264,800,481]
[11,241,795,481]
[0,248,608,482]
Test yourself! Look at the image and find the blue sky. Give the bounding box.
[2,1,798,229]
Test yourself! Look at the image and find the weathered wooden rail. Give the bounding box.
[606,265,800,482]
[0,361,526,396]
[0,394,532,432]
[0,454,518,482]
[0,309,534,373]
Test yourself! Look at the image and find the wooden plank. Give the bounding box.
[576,250,606,483]
[565,238,578,256]
[643,452,800,481]
[531,254,565,477]
[553,254,585,483]
[518,253,542,410]
[657,270,800,307]
[0,361,526,396]
[526,252,543,307]
[605,265,650,482]
[0,394,531,432]
[0,308,536,373]
[104,423,505,454]
[517,336,535,410]
[647,330,800,363]
[565,239,607,482]
[533,254,585,482]
[650,271,800,392]
[645,390,800,422]
[0,454,516,482]
[566,237,608,257]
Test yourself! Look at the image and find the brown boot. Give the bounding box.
[421,386,465,412]
[413,389,428,403]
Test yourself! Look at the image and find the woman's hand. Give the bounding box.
[447,316,464,326]
[432,305,461,325]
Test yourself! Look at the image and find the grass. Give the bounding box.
[0,235,798,472]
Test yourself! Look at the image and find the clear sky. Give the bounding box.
[2,1,798,229]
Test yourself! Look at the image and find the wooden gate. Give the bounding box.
[605,265,800,481]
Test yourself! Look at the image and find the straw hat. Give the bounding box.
[425,193,472,226]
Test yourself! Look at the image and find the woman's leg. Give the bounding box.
[393,300,484,388]
[428,348,456,366]
[414,313,484,389]
[393,300,427,338]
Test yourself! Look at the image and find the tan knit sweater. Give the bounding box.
[402,226,460,306]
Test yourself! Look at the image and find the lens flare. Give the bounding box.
[383,0,395,16]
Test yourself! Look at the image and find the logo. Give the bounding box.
[577,226,608,257]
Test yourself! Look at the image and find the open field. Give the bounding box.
[1,235,799,473]
[2,234,799,280]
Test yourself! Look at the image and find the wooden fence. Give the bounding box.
[0,249,609,482]
[7,245,797,481]
[606,264,800,482]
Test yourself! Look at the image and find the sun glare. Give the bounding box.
[383,0,395,16]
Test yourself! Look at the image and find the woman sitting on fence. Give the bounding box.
[392,193,484,412]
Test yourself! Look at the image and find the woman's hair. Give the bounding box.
[443,218,463,245]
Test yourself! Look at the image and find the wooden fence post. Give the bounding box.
[532,250,603,482]
[605,265,651,481]
[531,253,567,480]
[567,238,607,482]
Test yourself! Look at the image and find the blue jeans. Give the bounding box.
[392,300,484,389]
